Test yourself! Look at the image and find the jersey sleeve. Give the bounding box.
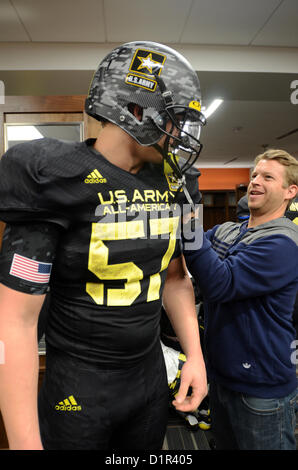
[0,140,70,228]
[0,221,61,294]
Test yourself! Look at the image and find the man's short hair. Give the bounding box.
[254,149,298,187]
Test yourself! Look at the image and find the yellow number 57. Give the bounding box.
[86,217,179,306]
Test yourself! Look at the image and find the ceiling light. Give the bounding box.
[7,125,44,141]
[202,99,223,119]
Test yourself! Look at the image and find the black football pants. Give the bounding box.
[38,342,169,450]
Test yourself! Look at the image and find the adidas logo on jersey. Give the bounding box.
[55,395,82,411]
[84,169,107,184]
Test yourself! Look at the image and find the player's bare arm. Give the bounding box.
[0,284,45,449]
[162,255,207,412]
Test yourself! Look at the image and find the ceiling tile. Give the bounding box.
[180,0,281,45]
[0,0,30,41]
[104,0,193,43]
[12,0,106,42]
[251,0,298,47]
[199,99,298,165]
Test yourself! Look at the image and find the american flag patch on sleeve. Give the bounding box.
[9,253,52,284]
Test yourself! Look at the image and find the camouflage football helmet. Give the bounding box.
[85,41,206,177]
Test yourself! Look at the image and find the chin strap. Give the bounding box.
[153,143,196,213]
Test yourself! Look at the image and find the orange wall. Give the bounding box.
[199,168,250,190]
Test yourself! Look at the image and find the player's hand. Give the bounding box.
[172,358,207,412]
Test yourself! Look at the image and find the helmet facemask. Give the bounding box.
[152,105,206,174]
[149,76,206,209]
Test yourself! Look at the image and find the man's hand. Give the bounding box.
[172,357,208,412]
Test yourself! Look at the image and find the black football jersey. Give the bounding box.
[0,138,201,366]
[285,196,298,225]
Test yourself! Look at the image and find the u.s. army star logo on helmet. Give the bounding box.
[129,49,166,76]
[125,48,166,92]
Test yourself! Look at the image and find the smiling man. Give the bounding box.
[183,149,298,450]
[248,154,297,225]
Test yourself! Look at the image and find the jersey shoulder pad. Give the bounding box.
[0,138,74,227]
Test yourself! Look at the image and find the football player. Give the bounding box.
[0,41,207,450]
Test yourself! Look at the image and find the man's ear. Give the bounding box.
[286,184,298,202]
[128,103,143,121]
